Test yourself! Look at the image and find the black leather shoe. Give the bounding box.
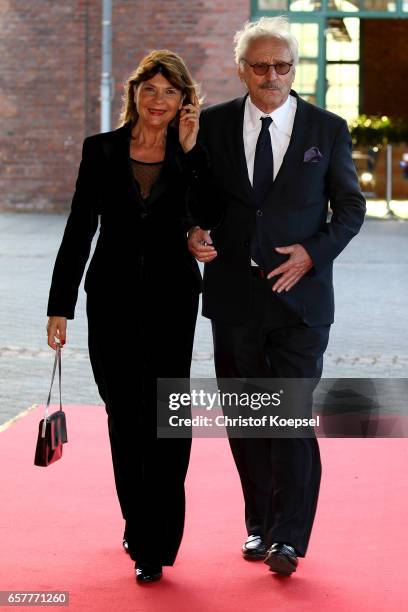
[135,563,162,583]
[264,543,298,576]
[242,535,267,560]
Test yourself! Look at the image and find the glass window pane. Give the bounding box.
[257,0,287,9]
[300,93,317,104]
[290,22,319,57]
[327,0,359,10]
[289,0,321,10]
[326,18,360,62]
[404,1,408,11]
[258,0,397,11]
[363,0,396,9]
[326,64,359,122]
[294,60,318,97]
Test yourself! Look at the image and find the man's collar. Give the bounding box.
[246,94,294,135]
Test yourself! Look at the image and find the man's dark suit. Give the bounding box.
[190,90,366,556]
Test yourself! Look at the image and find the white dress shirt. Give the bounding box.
[243,93,297,183]
[243,93,297,264]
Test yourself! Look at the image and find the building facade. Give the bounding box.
[1,0,407,211]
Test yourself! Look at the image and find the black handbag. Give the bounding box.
[34,340,68,467]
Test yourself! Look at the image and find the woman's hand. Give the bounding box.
[179,101,200,153]
[46,316,67,350]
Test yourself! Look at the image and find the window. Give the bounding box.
[326,17,360,121]
[291,22,320,103]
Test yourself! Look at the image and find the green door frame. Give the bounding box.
[291,15,327,108]
[251,0,406,18]
[251,0,407,109]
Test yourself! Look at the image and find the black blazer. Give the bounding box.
[191,91,366,326]
[47,123,202,319]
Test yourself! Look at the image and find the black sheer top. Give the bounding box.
[130,158,164,200]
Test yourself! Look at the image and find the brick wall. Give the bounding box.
[0,0,249,211]
[361,19,408,118]
[3,6,408,212]
[358,19,408,199]
[0,1,89,211]
[111,0,249,129]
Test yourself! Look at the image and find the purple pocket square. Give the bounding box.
[304,147,323,163]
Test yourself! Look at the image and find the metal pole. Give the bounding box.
[100,0,112,133]
[386,144,395,217]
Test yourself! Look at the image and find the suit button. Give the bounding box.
[256,209,263,216]
[140,212,148,219]
[244,240,249,247]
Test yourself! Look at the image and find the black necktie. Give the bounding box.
[251,116,273,267]
[253,116,273,202]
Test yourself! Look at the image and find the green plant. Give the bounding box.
[350,115,408,147]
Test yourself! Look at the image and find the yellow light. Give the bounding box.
[360,172,373,184]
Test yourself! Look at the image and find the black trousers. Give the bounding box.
[211,274,330,557]
[86,281,199,566]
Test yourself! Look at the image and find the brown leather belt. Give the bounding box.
[251,266,266,279]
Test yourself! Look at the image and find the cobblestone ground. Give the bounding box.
[0,213,407,424]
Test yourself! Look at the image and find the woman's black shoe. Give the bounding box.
[135,563,162,583]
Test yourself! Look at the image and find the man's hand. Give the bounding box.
[46,316,67,350]
[187,227,217,263]
[267,244,313,293]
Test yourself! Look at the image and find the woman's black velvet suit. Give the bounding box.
[47,122,203,566]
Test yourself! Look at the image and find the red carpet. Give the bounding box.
[0,404,407,611]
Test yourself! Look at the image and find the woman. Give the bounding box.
[46,50,205,583]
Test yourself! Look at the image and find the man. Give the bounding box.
[187,16,366,576]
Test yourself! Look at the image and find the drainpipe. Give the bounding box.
[100,0,112,132]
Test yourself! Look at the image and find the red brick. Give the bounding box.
[0,0,249,211]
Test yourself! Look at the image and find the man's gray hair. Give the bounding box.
[234,16,299,66]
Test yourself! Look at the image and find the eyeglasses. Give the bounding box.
[241,59,293,76]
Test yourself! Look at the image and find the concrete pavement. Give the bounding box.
[0,212,407,425]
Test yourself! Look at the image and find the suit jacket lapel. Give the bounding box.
[106,123,143,206]
[226,95,256,206]
[149,127,181,206]
[266,91,311,197]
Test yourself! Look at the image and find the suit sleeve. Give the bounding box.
[47,137,99,319]
[300,120,366,273]
[183,110,225,230]
[180,140,210,232]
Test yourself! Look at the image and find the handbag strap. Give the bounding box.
[41,339,62,437]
